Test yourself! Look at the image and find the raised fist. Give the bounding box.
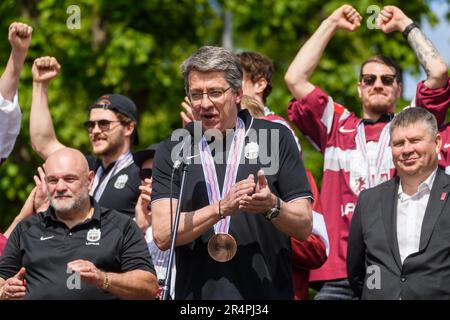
[327,5,362,32]
[377,6,413,34]
[8,22,33,54]
[32,57,61,84]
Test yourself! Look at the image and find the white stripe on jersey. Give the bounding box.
[312,210,329,256]
[323,146,354,172]
[338,108,351,122]
[323,143,395,173]
[321,95,335,135]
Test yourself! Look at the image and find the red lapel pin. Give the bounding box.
[441,192,447,201]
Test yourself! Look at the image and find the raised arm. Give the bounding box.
[0,22,32,163]
[30,57,65,159]
[284,5,362,100]
[0,22,32,101]
[378,5,448,89]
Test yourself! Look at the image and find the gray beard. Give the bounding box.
[50,187,90,215]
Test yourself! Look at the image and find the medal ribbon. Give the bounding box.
[199,117,246,234]
[355,122,391,188]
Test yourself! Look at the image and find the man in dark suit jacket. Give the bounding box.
[347,107,450,300]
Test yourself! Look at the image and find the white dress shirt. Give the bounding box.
[397,168,437,264]
[0,92,21,160]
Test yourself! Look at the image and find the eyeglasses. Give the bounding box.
[361,74,397,86]
[189,87,231,104]
[83,120,122,133]
[139,168,152,180]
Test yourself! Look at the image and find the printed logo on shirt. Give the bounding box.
[114,174,128,189]
[341,202,355,217]
[86,228,101,245]
[444,143,450,149]
[338,126,356,134]
[40,235,54,241]
[244,142,259,160]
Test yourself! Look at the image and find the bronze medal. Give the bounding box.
[207,233,237,262]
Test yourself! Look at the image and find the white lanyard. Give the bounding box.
[90,151,134,201]
[355,121,391,188]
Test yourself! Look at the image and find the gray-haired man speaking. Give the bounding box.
[151,46,313,299]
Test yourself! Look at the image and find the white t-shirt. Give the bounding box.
[0,92,21,161]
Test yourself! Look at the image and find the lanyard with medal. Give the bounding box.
[199,117,246,262]
[355,121,391,188]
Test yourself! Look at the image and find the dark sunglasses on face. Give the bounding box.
[139,168,152,180]
[361,74,397,86]
[83,119,122,132]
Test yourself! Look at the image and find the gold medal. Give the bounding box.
[207,233,237,262]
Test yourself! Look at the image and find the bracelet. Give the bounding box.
[102,272,109,291]
[402,22,418,40]
[218,200,225,219]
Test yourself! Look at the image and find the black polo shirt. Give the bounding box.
[152,109,312,300]
[0,198,155,300]
[86,156,141,218]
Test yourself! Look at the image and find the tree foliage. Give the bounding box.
[0,0,447,229]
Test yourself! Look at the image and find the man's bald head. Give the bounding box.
[45,148,89,175]
[44,148,94,215]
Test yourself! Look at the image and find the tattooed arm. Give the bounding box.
[406,27,448,89]
[378,5,448,89]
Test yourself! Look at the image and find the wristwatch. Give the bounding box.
[264,196,281,221]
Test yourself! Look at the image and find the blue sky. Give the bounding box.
[403,1,450,100]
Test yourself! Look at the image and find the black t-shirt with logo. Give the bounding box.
[0,199,155,299]
[152,109,312,299]
[86,156,140,218]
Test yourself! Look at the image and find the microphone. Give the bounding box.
[173,159,183,170]
[172,134,191,170]
[171,121,201,170]
[163,122,202,300]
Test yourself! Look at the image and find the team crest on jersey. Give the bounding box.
[114,174,128,189]
[86,228,101,245]
[350,173,367,195]
[244,142,259,160]
[350,169,390,195]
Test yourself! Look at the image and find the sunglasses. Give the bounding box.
[139,168,153,180]
[361,74,397,86]
[83,120,122,133]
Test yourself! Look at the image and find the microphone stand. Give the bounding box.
[161,161,188,300]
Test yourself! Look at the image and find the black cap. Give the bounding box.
[89,94,139,145]
[133,143,160,167]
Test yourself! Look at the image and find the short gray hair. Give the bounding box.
[390,107,438,138]
[181,46,242,95]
